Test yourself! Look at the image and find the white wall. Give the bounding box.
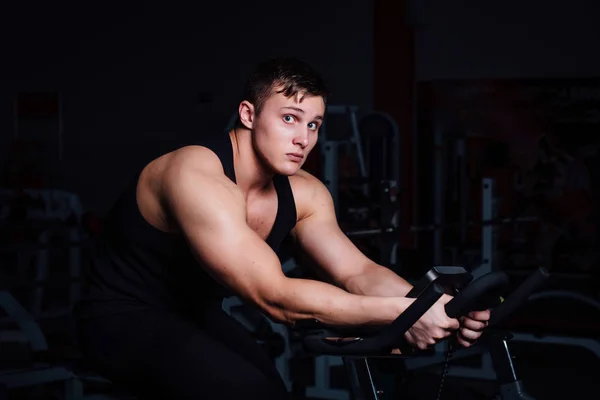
[414,0,600,80]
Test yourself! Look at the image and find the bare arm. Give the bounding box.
[345,264,414,297]
[290,172,464,350]
[160,149,411,327]
[291,172,413,297]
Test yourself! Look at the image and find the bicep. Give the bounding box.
[164,170,286,308]
[190,220,285,307]
[294,220,371,284]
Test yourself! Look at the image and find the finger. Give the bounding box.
[446,318,461,331]
[468,309,491,322]
[416,341,429,351]
[459,328,482,342]
[440,293,454,304]
[457,335,475,348]
[461,318,487,332]
[434,329,452,341]
[457,335,478,350]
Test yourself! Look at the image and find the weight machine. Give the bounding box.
[0,290,83,399]
[318,106,401,268]
[0,189,92,398]
[0,189,86,322]
[477,178,600,376]
[222,294,296,392]
[397,177,600,396]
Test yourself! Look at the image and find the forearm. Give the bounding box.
[342,262,414,297]
[266,276,412,327]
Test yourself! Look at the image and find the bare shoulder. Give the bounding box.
[138,145,244,231]
[162,145,225,176]
[288,169,327,194]
[161,145,243,200]
[289,169,335,221]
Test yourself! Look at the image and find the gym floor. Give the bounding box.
[373,342,599,400]
[296,339,599,400]
[398,362,598,400]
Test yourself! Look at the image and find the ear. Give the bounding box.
[238,100,255,129]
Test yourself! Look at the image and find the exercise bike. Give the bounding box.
[294,266,549,400]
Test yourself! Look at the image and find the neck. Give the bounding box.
[229,127,275,195]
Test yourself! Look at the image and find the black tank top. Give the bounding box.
[75,134,298,318]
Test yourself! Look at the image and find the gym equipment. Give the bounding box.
[341,178,536,250]
[0,189,86,322]
[319,106,391,211]
[478,178,600,371]
[294,265,549,400]
[222,296,295,391]
[0,285,139,400]
[0,190,112,399]
[310,105,420,247]
[0,290,83,399]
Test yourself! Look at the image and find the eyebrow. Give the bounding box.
[281,106,324,121]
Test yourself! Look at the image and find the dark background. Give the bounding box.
[0,0,373,213]
[1,0,600,399]
[3,0,600,214]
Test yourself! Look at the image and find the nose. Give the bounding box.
[293,128,309,149]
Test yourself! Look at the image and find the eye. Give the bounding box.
[308,122,319,131]
[283,115,296,123]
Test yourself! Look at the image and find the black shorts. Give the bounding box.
[76,305,294,399]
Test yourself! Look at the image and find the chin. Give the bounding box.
[274,162,303,176]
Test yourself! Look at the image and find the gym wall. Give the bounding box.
[0,1,373,214]
[2,1,599,215]
[413,0,600,81]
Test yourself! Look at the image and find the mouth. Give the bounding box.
[286,153,304,163]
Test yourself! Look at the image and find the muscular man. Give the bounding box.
[74,57,490,399]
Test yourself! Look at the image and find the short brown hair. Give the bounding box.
[240,56,329,116]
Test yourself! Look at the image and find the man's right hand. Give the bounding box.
[403,294,459,350]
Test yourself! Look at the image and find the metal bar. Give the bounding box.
[58,92,63,162]
[0,277,83,290]
[480,178,495,278]
[346,228,395,238]
[343,358,380,400]
[13,96,19,139]
[69,227,82,306]
[32,231,48,316]
[344,216,538,238]
[349,108,368,182]
[456,138,468,244]
[321,141,340,215]
[0,240,90,254]
[0,366,75,389]
[432,112,445,265]
[0,290,48,351]
[489,336,519,384]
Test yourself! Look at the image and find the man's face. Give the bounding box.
[249,90,325,175]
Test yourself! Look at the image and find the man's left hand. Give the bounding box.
[457,309,491,348]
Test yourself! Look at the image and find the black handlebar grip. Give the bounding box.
[445,271,509,319]
[488,267,549,328]
[406,266,471,298]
